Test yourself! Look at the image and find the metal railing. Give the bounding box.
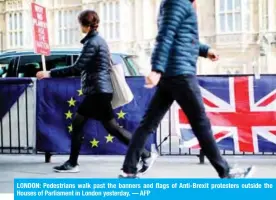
[0,80,36,154]
[156,106,276,164]
[0,76,276,164]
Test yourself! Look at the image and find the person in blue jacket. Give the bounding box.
[119,0,255,178]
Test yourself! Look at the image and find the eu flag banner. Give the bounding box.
[14,178,276,200]
[36,77,156,155]
[178,75,276,153]
[0,78,33,119]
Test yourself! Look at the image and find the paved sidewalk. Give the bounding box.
[1,155,276,193]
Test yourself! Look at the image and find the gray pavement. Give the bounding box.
[1,155,276,193]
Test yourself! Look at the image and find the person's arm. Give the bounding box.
[199,43,210,58]
[50,41,96,77]
[151,0,189,74]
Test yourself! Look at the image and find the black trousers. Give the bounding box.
[122,75,230,177]
[68,93,150,166]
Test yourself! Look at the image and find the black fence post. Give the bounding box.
[45,152,52,163]
[198,149,205,164]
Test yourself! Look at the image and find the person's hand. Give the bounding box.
[207,49,219,61]
[36,71,51,80]
[144,71,161,89]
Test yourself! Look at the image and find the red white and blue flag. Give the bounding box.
[175,76,276,153]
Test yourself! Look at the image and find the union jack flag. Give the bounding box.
[177,76,276,153]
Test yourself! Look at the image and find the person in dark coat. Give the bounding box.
[36,10,156,173]
[119,0,255,178]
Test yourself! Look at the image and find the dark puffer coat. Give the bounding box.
[50,31,113,95]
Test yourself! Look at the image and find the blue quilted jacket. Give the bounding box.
[151,0,210,76]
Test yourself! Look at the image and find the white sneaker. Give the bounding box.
[224,166,255,178]
[138,152,158,175]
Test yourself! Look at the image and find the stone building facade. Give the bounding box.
[0,0,276,74]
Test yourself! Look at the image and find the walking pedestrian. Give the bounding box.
[36,9,157,173]
[119,0,255,178]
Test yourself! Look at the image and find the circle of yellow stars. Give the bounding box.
[65,89,127,148]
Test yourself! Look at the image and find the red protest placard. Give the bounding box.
[31,3,50,56]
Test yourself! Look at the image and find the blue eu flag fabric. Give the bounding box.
[0,78,32,119]
[36,77,157,155]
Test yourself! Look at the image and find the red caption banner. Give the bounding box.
[31,3,50,56]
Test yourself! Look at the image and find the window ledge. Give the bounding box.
[202,32,259,46]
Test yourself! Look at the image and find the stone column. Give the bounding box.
[142,0,154,40]
[134,0,143,42]
[267,0,276,73]
[22,0,33,49]
[119,0,131,52]
[0,1,5,51]
[98,1,104,35]
[268,0,275,31]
